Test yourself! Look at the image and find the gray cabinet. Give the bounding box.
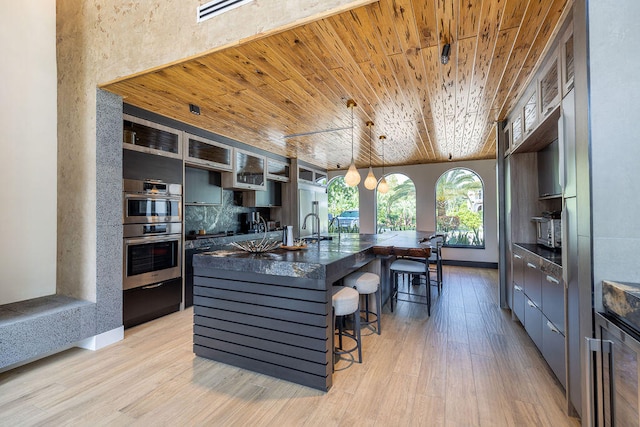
[512,251,525,322]
[222,148,266,190]
[184,133,233,171]
[523,89,538,137]
[560,89,576,198]
[542,314,566,388]
[524,260,542,308]
[123,114,182,159]
[185,166,222,205]
[243,180,282,207]
[541,268,564,333]
[512,245,566,390]
[525,297,543,349]
[538,52,561,119]
[266,158,290,182]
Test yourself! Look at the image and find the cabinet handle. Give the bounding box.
[514,285,523,292]
[527,262,537,269]
[546,320,561,334]
[514,254,522,259]
[142,282,164,289]
[527,300,536,308]
[546,275,560,285]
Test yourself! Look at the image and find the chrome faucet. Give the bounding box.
[302,212,321,243]
[329,216,341,241]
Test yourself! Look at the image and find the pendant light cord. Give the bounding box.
[351,104,354,160]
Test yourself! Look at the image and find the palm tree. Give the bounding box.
[436,169,479,217]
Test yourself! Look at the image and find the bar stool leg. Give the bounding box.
[354,308,362,363]
[375,285,382,334]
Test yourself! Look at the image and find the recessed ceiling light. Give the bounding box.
[189,104,201,115]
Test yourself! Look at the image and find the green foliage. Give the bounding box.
[376,174,416,232]
[435,168,485,247]
[327,177,358,217]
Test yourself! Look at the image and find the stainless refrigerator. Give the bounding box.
[298,185,328,238]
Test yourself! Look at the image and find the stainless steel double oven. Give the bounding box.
[122,179,182,327]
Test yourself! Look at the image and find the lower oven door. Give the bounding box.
[123,235,182,290]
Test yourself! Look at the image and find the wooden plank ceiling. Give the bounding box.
[103,0,571,171]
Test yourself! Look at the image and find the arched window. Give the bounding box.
[435,168,484,248]
[327,176,359,233]
[376,173,416,233]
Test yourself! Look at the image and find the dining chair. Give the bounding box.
[428,233,445,293]
[389,246,434,316]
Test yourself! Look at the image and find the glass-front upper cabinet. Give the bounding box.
[523,89,538,136]
[266,158,290,182]
[512,113,523,148]
[298,165,327,186]
[561,28,574,97]
[222,148,266,190]
[538,53,561,119]
[184,133,232,171]
[504,122,512,156]
[123,114,182,159]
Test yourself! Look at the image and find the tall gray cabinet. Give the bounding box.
[501,14,579,416]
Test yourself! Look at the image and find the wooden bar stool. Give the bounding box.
[344,271,382,334]
[331,286,362,364]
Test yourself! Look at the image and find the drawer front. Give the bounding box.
[541,272,564,333]
[542,315,566,388]
[513,252,524,287]
[524,260,542,307]
[524,297,543,350]
[123,277,182,328]
[513,284,525,323]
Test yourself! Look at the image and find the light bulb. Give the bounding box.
[364,167,377,190]
[378,177,389,194]
[344,159,361,187]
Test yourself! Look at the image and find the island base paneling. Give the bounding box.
[193,267,333,391]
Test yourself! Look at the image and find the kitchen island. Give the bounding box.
[192,232,431,390]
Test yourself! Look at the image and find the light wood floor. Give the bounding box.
[0,266,580,426]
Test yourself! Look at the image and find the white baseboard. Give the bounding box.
[76,326,124,351]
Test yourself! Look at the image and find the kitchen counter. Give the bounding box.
[514,242,562,267]
[184,230,283,250]
[192,231,433,390]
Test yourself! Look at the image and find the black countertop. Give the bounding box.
[193,231,434,280]
[514,242,562,267]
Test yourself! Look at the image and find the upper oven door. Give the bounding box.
[123,193,182,224]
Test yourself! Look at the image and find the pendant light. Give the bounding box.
[377,135,389,194]
[344,99,361,187]
[363,121,377,190]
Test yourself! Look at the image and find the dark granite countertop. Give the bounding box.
[193,231,434,280]
[514,242,562,267]
[602,280,640,334]
[185,231,283,250]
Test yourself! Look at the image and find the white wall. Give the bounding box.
[0,2,57,304]
[330,159,499,264]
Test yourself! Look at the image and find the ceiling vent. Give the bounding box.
[197,0,254,23]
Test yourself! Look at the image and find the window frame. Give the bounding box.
[434,167,485,249]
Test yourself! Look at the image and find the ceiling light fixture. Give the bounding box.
[441,43,451,65]
[377,135,389,194]
[344,99,361,187]
[364,121,377,190]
